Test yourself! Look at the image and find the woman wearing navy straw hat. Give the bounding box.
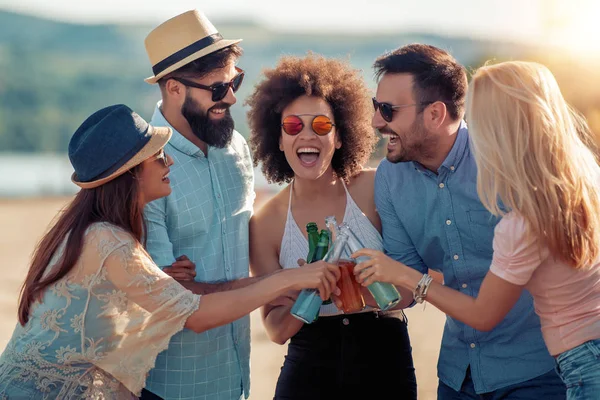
[0,104,340,399]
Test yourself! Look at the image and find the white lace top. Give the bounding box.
[0,222,201,399]
[279,180,383,316]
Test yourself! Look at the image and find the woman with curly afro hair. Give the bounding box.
[246,54,417,399]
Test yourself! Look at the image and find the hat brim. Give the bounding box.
[145,39,242,84]
[72,125,172,189]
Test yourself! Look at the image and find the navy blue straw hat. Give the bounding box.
[69,104,171,189]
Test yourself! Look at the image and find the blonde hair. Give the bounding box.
[467,61,600,269]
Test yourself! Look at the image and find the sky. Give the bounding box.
[1,0,542,39]
[1,0,599,52]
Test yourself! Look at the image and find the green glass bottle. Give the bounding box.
[309,229,332,304]
[309,229,330,263]
[291,228,349,323]
[306,222,319,264]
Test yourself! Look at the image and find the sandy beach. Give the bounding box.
[0,196,445,399]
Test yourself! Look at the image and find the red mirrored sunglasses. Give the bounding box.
[281,114,335,136]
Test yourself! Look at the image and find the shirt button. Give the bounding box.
[446,220,452,225]
[439,183,445,188]
[453,254,459,260]
[450,166,455,171]
[470,343,476,348]
[217,194,221,198]
[461,283,468,289]
[342,318,350,326]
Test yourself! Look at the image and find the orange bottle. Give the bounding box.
[337,259,365,313]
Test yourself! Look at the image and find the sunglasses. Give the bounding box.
[372,97,434,123]
[155,149,169,167]
[281,114,335,136]
[172,67,245,102]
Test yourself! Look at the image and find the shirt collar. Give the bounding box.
[150,101,205,158]
[410,120,469,175]
[439,120,469,173]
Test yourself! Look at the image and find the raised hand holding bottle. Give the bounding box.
[291,228,348,323]
[338,223,401,310]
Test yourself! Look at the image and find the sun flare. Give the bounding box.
[544,0,600,56]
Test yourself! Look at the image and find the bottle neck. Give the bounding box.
[323,233,349,263]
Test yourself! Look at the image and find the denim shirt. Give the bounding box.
[374,121,554,393]
[143,102,255,400]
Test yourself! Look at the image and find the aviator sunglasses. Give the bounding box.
[171,67,245,102]
[155,149,169,167]
[372,97,435,123]
[281,114,335,136]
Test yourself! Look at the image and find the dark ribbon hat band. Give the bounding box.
[152,33,223,76]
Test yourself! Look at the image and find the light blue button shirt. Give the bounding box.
[143,102,255,400]
[375,121,555,393]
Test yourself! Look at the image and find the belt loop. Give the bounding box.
[584,339,600,358]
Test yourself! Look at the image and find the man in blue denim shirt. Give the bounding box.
[371,44,566,399]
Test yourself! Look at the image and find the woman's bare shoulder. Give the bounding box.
[250,187,291,274]
[253,187,289,222]
[347,168,376,192]
[346,169,381,231]
[251,187,290,243]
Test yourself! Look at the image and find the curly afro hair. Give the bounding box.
[246,54,377,184]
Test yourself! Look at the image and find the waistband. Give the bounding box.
[319,309,406,323]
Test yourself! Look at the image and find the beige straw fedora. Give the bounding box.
[144,10,242,84]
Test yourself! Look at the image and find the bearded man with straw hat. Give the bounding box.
[140,10,257,400]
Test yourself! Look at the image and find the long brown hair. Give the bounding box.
[18,168,144,325]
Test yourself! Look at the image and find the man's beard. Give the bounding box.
[181,94,235,148]
[384,118,437,164]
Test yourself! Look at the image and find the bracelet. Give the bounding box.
[413,273,433,304]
